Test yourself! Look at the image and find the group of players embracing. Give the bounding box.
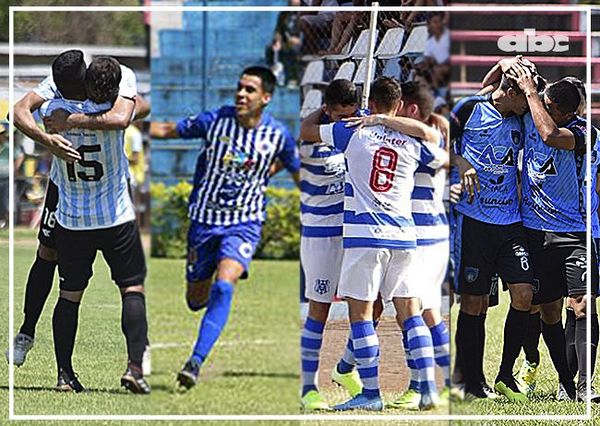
[451,55,598,404]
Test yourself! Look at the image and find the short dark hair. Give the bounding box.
[241,66,276,95]
[85,56,122,104]
[325,79,358,107]
[52,49,86,98]
[369,77,402,112]
[500,74,522,94]
[400,81,434,120]
[546,78,581,115]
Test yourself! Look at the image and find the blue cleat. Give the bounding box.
[333,394,384,411]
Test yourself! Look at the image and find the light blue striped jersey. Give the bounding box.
[299,142,345,238]
[521,113,595,232]
[413,130,449,246]
[451,95,523,225]
[177,106,300,225]
[40,99,135,230]
[320,121,448,250]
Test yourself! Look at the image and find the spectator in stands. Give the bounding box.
[266,0,303,86]
[415,12,449,96]
[319,2,368,56]
[299,0,353,55]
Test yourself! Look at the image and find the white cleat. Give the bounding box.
[5,333,34,367]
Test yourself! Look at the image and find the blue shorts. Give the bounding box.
[186,220,262,282]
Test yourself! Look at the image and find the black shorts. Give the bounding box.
[455,214,534,296]
[37,180,59,249]
[527,229,598,304]
[55,220,147,292]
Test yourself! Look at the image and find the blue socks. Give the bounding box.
[191,279,234,365]
[351,320,380,398]
[402,329,420,391]
[301,317,325,396]
[430,321,451,388]
[404,315,436,395]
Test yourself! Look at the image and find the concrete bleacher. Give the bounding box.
[151,0,297,187]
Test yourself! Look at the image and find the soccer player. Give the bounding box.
[8,50,150,369]
[451,73,535,402]
[300,77,448,411]
[299,79,360,411]
[150,66,300,389]
[387,81,451,408]
[38,56,150,394]
[512,64,598,401]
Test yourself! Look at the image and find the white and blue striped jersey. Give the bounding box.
[413,131,449,246]
[299,142,345,238]
[40,98,135,230]
[320,121,448,250]
[176,106,300,225]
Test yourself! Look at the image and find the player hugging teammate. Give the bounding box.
[300,77,450,411]
[451,56,599,403]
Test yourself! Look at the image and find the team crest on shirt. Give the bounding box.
[314,279,330,295]
[531,278,540,294]
[479,145,515,172]
[511,130,521,145]
[239,242,254,259]
[464,267,479,283]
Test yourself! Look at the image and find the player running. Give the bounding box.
[38,56,150,394]
[150,66,300,390]
[301,77,448,411]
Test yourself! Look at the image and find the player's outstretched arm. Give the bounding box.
[150,122,179,139]
[299,109,324,143]
[513,63,576,150]
[12,91,81,163]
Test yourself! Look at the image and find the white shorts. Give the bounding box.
[301,236,343,303]
[338,247,414,302]
[392,241,449,309]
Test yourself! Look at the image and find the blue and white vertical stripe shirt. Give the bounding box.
[413,130,449,246]
[176,106,300,225]
[319,121,448,250]
[40,99,135,230]
[299,141,345,238]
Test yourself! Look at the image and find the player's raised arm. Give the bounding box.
[513,64,578,151]
[299,108,325,142]
[12,91,81,163]
[344,114,439,144]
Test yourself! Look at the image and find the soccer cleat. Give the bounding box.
[439,386,451,405]
[516,360,538,395]
[186,282,210,311]
[56,368,85,393]
[464,382,492,401]
[387,388,420,409]
[419,392,441,410]
[481,381,500,399]
[557,380,577,401]
[333,394,384,411]
[177,358,200,390]
[450,383,465,401]
[5,333,34,367]
[142,345,152,376]
[121,366,151,395]
[494,377,528,403]
[331,366,363,397]
[301,390,331,411]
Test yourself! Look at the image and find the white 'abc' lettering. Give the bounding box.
[497,29,569,53]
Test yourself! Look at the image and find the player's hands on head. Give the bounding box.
[343,114,383,129]
[44,133,81,163]
[511,63,537,95]
[43,109,72,133]
[455,156,479,203]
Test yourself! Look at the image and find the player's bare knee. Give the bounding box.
[308,300,330,323]
[393,297,421,324]
[422,308,441,327]
[120,284,144,296]
[60,289,83,303]
[530,304,540,314]
[216,259,244,284]
[460,294,484,316]
[508,283,533,311]
[38,244,58,262]
[540,300,563,324]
